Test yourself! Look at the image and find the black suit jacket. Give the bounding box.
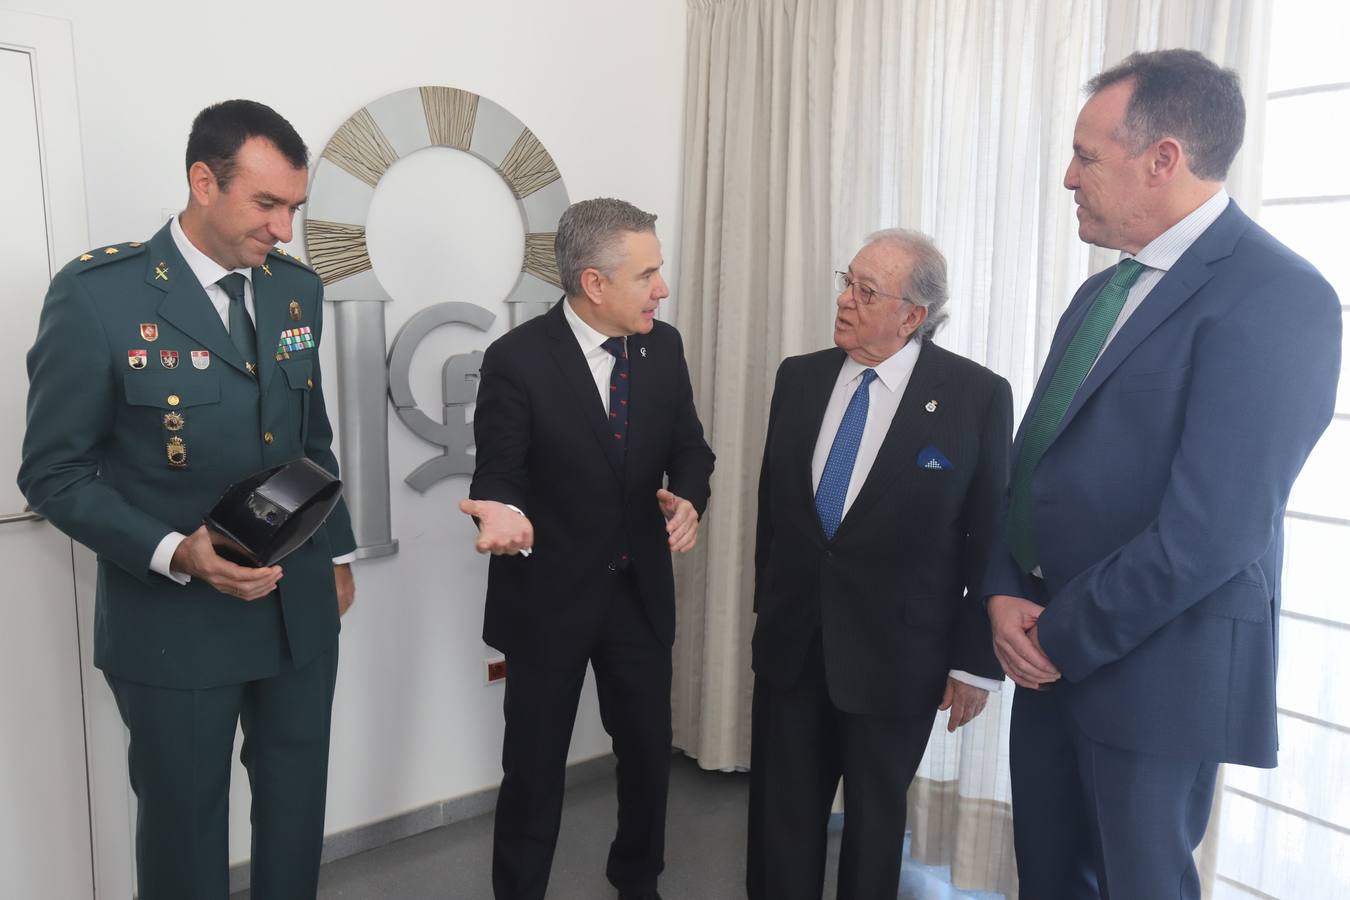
[752,341,1011,716]
[470,300,715,664]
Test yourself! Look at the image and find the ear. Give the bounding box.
[579,267,607,305]
[899,302,929,341]
[187,160,218,207]
[1149,137,1184,184]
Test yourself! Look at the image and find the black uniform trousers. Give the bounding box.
[493,570,673,900]
[747,634,937,900]
[105,642,339,900]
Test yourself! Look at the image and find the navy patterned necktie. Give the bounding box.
[815,368,878,540]
[603,336,630,453]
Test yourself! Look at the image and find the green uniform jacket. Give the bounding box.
[18,222,356,689]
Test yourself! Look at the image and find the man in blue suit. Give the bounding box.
[984,50,1342,898]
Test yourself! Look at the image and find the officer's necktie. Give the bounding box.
[216,273,256,369]
[815,368,878,540]
[603,336,630,453]
[1006,258,1146,572]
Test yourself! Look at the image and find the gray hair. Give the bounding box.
[555,198,658,296]
[863,228,949,340]
[1086,49,1245,182]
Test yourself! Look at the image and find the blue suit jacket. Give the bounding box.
[984,201,1341,767]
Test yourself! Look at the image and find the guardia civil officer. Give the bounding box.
[19,99,356,899]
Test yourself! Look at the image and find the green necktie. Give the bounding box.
[216,273,256,368]
[1006,258,1146,572]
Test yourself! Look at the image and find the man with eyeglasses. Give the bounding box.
[746,229,1012,900]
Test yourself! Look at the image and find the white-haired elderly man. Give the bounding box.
[747,229,1013,900]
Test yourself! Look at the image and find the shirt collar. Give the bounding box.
[170,214,252,291]
[562,296,616,355]
[839,336,922,392]
[1125,188,1230,273]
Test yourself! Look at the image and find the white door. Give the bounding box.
[0,41,96,900]
[2,11,137,899]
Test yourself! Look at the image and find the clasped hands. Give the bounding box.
[988,594,1062,689]
[459,489,700,556]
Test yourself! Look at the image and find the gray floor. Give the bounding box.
[232,755,1000,899]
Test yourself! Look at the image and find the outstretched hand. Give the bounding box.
[459,499,535,555]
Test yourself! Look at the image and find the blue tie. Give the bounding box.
[815,368,877,540]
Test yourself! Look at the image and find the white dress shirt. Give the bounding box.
[1094,188,1230,366]
[149,217,354,582]
[812,339,1001,693]
[562,297,622,413]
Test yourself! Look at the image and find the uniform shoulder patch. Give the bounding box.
[268,245,312,271]
[66,241,147,274]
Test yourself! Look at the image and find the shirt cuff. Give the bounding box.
[332,553,356,565]
[949,669,1003,693]
[151,532,191,585]
[504,504,532,557]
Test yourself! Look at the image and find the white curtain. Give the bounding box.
[833,1,1270,894]
[674,0,837,771]
[677,0,1271,894]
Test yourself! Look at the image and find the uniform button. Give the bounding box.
[263,431,274,445]
[166,394,180,407]
[306,377,313,389]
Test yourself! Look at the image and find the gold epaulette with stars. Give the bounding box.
[66,241,147,274]
[268,245,312,271]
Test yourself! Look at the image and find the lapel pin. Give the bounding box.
[925,400,938,413]
[262,263,273,277]
[191,350,210,370]
[128,349,147,369]
[154,263,169,282]
[140,323,158,342]
[160,350,179,369]
[289,300,302,321]
[639,346,647,358]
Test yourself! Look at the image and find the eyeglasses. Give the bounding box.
[834,271,908,306]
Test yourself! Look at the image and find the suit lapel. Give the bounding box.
[147,225,251,377]
[543,301,624,483]
[797,349,846,530]
[834,341,946,538]
[626,330,650,492]
[252,260,287,390]
[1052,201,1247,441]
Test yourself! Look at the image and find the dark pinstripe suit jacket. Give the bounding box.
[752,341,1011,716]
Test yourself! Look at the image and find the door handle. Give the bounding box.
[0,505,43,525]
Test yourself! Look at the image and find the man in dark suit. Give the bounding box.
[18,100,357,898]
[984,50,1341,898]
[747,229,1012,900]
[460,197,715,900]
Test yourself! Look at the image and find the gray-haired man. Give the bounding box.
[748,230,1012,899]
[462,198,715,900]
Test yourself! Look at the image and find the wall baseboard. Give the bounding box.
[227,753,616,895]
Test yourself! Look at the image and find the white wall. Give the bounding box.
[2,0,689,865]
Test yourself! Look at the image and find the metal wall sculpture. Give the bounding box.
[304,86,569,559]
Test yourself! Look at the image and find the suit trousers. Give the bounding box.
[105,641,339,900]
[746,635,936,900]
[1010,684,1218,900]
[492,570,673,900]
